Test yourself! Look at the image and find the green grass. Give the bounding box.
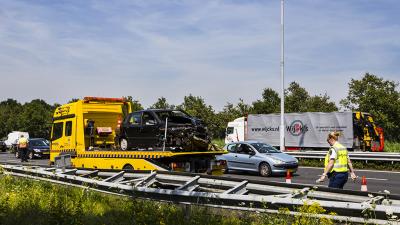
[384,141,400,152]
[0,173,340,225]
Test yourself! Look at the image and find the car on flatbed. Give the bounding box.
[118,109,210,151]
[217,140,298,177]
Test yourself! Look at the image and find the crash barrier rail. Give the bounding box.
[1,164,399,224]
[286,151,400,163]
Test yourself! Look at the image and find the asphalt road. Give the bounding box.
[1,151,399,195]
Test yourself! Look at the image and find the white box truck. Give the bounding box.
[225,112,384,151]
[4,131,29,150]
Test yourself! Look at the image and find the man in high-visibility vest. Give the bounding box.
[18,134,29,162]
[317,132,357,189]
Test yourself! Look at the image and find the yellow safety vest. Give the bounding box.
[18,137,28,148]
[324,142,349,173]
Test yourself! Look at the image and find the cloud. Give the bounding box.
[0,0,398,110]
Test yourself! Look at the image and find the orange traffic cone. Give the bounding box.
[286,170,292,184]
[361,176,368,192]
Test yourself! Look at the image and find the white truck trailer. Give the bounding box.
[225,112,384,151]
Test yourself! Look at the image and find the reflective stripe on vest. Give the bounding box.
[324,142,349,173]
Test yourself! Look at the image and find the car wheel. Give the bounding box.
[259,162,272,177]
[224,168,229,174]
[123,164,134,171]
[15,151,20,158]
[120,138,129,150]
[28,151,33,160]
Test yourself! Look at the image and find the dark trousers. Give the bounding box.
[20,148,28,162]
[328,172,348,189]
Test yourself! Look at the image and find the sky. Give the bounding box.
[0,0,399,111]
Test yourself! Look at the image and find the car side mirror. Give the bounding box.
[249,151,256,156]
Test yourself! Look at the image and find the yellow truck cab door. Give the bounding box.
[51,121,64,154]
[63,119,75,151]
[51,119,76,156]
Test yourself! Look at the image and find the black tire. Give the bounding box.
[120,138,129,151]
[259,162,272,177]
[223,167,229,174]
[123,164,134,171]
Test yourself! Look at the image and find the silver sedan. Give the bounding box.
[217,141,298,177]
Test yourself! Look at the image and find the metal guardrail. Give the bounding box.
[1,164,400,223]
[286,151,400,163]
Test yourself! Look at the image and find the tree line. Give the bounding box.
[0,73,399,141]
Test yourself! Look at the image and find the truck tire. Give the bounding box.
[120,138,129,151]
[259,162,272,177]
[123,164,134,171]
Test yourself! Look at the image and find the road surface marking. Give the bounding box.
[301,166,400,174]
[317,174,388,181]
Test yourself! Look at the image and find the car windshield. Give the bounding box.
[250,143,281,153]
[30,140,49,147]
[155,110,192,124]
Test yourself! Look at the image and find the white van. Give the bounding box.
[4,131,29,149]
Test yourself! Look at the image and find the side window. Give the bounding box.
[65,121,72,136]
[52,122,64,140]
[129,113,141,125]
[226,144,237,153]
[237,144,252,154]
[142,112,156,125]
[226,127,234,135]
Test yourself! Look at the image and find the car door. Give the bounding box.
[124,112,143,147]
[223,143,238,169]
[140,112,159,147]
[235,144,257,171]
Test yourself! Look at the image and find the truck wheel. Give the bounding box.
[123,164,134,171]
[120,138,129,150]
[259,162,272,177]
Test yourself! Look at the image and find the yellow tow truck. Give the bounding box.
[50,97,226,174]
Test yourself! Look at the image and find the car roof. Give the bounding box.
[29,138,47,141]
[226,140,267,145]
[134,109,181,113]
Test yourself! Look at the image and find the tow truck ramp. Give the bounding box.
[1,164,400,224]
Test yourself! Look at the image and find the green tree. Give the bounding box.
[178,95,217,137]
[150,97,175,109]
[307,94,338,112]
[68,98,79,103]
[214,99,252,138]
[0,99,23,138]
[340,73,400,141]
[252,88,280,114]
[285,82,309,112]
[124,96,144,112]
[19,99,54,138]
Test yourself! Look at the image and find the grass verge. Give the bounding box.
[384,142,400,152]
[0,173,343,225]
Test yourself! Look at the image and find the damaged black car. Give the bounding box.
[118,109,211,151]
